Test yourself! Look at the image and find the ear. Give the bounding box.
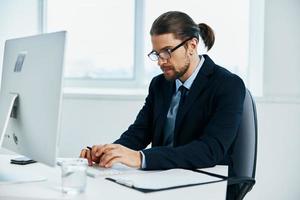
[188,38,198,55]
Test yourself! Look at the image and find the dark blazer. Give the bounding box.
[114,55,245,170]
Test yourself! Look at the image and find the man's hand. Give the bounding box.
[80,145,103,166]
[96,144,142,168]
[80,144,142,169]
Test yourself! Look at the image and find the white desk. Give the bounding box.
[0,154,228,200]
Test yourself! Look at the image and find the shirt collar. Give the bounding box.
[175,55,205,92]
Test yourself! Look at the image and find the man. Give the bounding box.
[80,11,245,170]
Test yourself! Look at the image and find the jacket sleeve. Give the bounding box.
[113,78,156,150]
[142,75,245,170]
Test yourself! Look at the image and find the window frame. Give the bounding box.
[38,0,264,96]
[40,0,146,89]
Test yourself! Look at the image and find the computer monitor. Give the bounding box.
[0,31,66,168]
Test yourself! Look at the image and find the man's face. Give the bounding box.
[150,33,190,81]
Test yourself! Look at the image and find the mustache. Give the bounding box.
[160,65,174,71]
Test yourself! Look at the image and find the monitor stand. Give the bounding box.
[0,93,46,183]
[0,93,18,146]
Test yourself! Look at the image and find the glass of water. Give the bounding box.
[61,158,88,195]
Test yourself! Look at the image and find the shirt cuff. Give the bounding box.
[139,150,147,169]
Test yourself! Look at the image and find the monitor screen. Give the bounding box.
[0,31,66,167]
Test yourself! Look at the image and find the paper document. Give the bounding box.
[86,163,137,178]
[106,168,225,191]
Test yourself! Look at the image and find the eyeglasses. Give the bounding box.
[148,37,194,61]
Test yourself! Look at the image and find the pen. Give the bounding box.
[86,146,93,166]
[86,146,92,150]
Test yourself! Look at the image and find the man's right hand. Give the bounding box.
[79,145,103,166]
[79,144,142,169]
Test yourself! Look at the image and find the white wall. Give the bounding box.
[59,93,145,156]
[246,100,300,199]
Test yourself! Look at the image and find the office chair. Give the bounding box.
[226,89,258,200]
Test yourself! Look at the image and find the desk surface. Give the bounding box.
[0,154,228,200]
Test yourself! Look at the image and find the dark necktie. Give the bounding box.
[178,85,188,112]
[163,85,188,146]
[175,85,188,125]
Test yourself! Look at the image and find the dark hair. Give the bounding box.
[150,11,215,51]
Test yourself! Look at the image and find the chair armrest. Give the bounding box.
[227,176,255,185]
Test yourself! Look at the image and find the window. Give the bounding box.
[44,0,251,89]
[46,0,135,79]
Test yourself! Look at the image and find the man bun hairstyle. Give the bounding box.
[198,23,215,50]
[150,11,215,51]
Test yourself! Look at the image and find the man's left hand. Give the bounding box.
[95,144,142,169]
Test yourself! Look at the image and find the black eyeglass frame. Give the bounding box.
[147,37,194,61]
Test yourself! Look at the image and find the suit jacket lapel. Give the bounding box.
[153,79,174,145]
[174,55,215,143]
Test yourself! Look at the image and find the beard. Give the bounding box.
[163,56,190,81]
